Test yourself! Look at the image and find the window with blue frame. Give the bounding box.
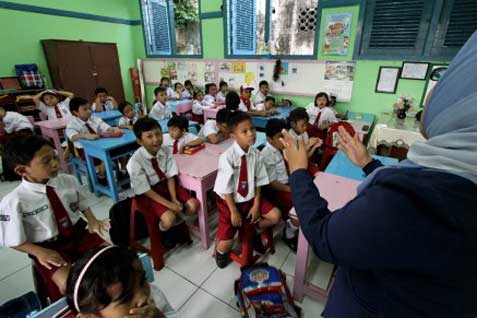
[357,0,477,60]
[141,0,202,56]
[226,0,319,57]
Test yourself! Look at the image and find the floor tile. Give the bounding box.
[179,289,238,317]
[301,295,326,318]
[201,260,241,305]
[0,265,34,304]
[0,248,31,281]
[260,239,291,269]
[151,267,198,311]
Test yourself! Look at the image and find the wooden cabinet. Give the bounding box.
[42,40,125,102]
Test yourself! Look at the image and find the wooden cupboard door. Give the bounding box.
[56,42,97,101]
[89,43,125,101]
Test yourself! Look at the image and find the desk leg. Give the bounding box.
[41,127,68,172]
[196,185,211,249]
[85,153,100,197]
[103,153,120,203]
[293,229,309,302]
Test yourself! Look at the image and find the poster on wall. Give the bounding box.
[204,62,216,83]
[280,62,289,75]
[322,12,353,56]
[232,62,246,73]
[323,61,356,102]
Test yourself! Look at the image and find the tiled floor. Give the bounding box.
[0,178,330,316]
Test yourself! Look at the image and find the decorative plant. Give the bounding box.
[393,96,415,113]
[173,0,199,30]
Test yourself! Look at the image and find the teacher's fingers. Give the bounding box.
[279,129,296,149]
[337,126,352,144]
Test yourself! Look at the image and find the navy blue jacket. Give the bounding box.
[290,160,477,317]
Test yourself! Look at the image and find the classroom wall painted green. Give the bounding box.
[0,0,142,102]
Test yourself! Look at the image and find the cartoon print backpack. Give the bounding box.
[234,263,301,318]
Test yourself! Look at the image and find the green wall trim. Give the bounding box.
[0,1,141,25]
[200,11,222,19]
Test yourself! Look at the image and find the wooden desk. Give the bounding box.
[35,117,70,172]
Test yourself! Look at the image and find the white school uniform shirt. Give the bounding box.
[65,115,111,149]
[118,115,138,127]
[126,146,178,196]
[261,142,289,185]
[216,91,227,104]
[238,99,254,112]
[169,90,183,100]
[253,103,266,111]
[254,91,270,105]
[0,174,87,247]
[192,99,212,115]
[162,132,198,152]
[2,111,33,134]
[91,100,115,112]
[39,98,71,119]
[166,87,175,99]
[198,119,219,141]
[214,141,269,203]
[203,94,216,108]
[182,89,191,99]
[305,103,338,126]
[149,101,172,121]
[288,128,309,144]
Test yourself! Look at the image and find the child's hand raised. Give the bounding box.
[337,126,372,168]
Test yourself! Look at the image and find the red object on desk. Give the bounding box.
[98,131,123,138]
[183,143,206,155]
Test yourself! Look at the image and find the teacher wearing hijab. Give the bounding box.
[281,32,477,317]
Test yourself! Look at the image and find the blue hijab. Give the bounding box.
[360,31,477,192]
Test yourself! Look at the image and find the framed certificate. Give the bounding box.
[400,62,430,80]
[375,67,400,94]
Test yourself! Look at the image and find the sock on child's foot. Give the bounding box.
[286,220,298,239]
[159,223,168,232]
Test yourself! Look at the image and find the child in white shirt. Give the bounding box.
[288,107,323,159]
[33,89,73,119]
[254,96,279,114]
[150,87,172,121]
[0,107,33,144]
[216,80,228,104]
[184,80,195,98]
[203,82,219,107]
[163,116,203,154]
[170,82,190,100]
[117,101,140,129]
[238,85,271,117]
[213,111,281,268]
[160,77,175,99]
[91,87,118,112]
[198,108,231,144]
[306,92,338,131]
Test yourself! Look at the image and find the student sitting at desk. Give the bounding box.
[163,116,203,154]
[33,89,73,120]
[216,80,229,104]
[150,87,172,121]
[255,80,291,107]
[170,82,189,100]
[127,118,199,248]
[118,101,141,130]
[65,97,121,185]
[306,92,338,139]
[91,87,118,112]
[192,90,214,124]
[227,89,270,117]
[184,79,195,98]
[198,108,231,144]
[254,96,279,114]
[160,77,175,99]
[213,111,281,268]
[204,83,220,107]
[288,108,323,161]
[0,106,33,144]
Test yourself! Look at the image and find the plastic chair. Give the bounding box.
[229,222,275,267]
[319,122,355,171]
[65,138,93,192]
[31,262,62,308]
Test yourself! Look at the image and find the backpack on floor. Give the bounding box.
[109,197,148,246]
[234,263,301,318]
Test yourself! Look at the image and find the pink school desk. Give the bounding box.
[169,99,193,115]
[290,173,361,302]
[35,117,70,172]
[203,105,225,122]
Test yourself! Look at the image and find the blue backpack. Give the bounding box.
[234,263,301,318]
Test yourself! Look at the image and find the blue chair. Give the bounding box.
[66,138,93,193]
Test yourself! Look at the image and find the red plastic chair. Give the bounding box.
[129,197,192,271]
[229,222,275,267]
[319,122,356,171]
[32,262,62,308]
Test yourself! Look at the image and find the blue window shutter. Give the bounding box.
[359,0,434,58]
[231,0,256,55]
[148,0,172,55]
[429,0,477,59]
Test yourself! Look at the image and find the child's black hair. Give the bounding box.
[227,111,252,132]
[118,101,133,115]
[69,97,89,114]
[205,83,217,94]
[287,107,309,126]
[160,77,170,85]
[264,96,276,103]
[3,135,53,172]
[167,115,189,131]
[259,80,269,88]
[94,87,108,95]
[174,82,183,90]
[39,91,58,104]
[133,117,162,139]
[154,86,167,96]
[219,81,228,89]
[216,108,231,124]
[314,92,330,106]
[225,91,240,111]
[265,118,287,138]
[193,89,203,99]
[184,80,193,87]
[65,246,142,314]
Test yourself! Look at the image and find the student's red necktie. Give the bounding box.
[241,98,251,110]
[151,158,166,181]
[237,155,249,197]
[85,122,96,134]
[46,185,73,237]
[313,111,322,128]
[173,140,179,154]
[54,105,63,119]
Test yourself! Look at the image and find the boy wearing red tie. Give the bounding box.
[213,111,281,268]
[162,116,203,154]
[127,118,199,248]
[0,135,108,295]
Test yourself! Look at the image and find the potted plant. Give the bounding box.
[393,96,415,119]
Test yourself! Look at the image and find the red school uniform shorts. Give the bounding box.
[262,187,293,220]
[135,179,193,218]
[216,195,275,241]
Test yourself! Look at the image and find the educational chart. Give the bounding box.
[141,59,355,102]
[322,12,353,56]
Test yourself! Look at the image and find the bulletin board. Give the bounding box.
[141,58,355,102]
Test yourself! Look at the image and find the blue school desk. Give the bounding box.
[252,106,292,129]
[157,119,200,134]
[325,150,399,181]
[93,110,122,126]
